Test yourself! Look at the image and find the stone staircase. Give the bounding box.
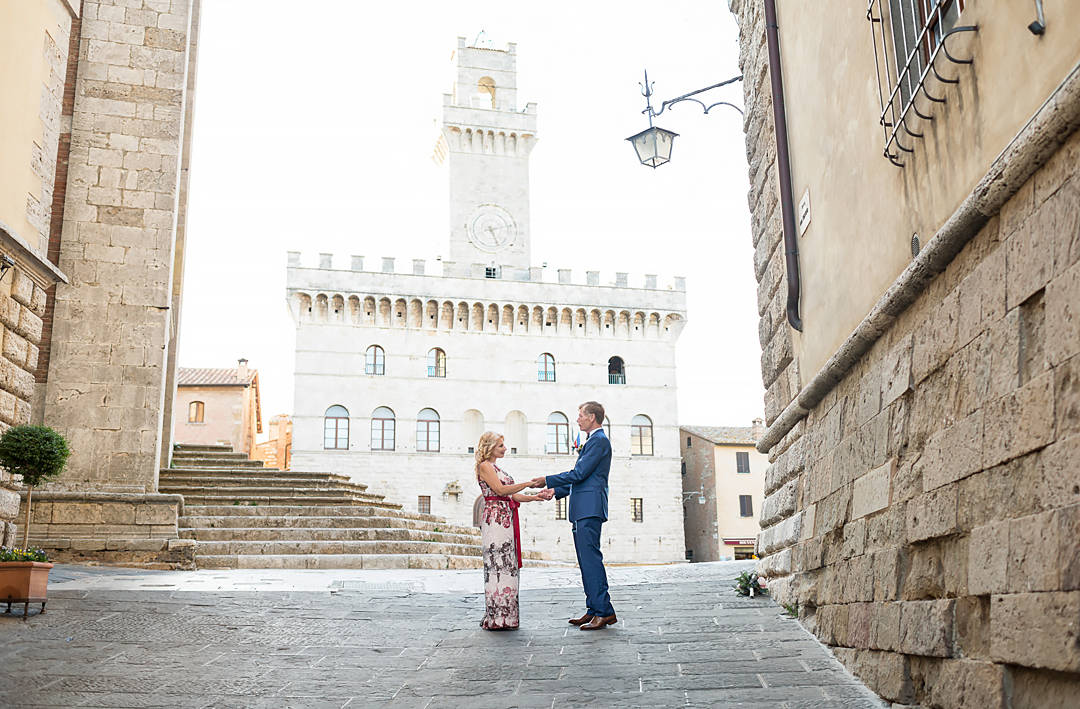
[160,444,533,570]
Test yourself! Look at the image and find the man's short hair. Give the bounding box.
[579,401,605,426]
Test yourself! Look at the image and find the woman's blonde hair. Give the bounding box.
[474,431,503,476]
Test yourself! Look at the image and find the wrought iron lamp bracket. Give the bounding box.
[639,71,745,125]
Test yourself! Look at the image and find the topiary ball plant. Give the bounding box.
[0,425,71,551]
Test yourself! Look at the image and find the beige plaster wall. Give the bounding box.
[779,0,1080,378]
[173,385,255,455]
[713,444,767,551]
[0,0,76,252]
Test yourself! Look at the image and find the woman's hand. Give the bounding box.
[537,489,554,501]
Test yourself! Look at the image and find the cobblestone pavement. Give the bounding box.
[1,562,885,708]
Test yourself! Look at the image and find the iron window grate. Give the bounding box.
[867,0,976,167]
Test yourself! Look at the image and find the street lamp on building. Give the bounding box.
[626,70,744,168]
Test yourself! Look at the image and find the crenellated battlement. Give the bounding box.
[286,251,687,293]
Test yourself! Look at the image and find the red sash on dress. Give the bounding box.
[483,496,523,568]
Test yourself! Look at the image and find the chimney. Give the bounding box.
[237,358,249,382]
[751,417,765,440]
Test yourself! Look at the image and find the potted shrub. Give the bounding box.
[0,425,70,618]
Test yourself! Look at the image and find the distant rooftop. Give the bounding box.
[177,367,257,387]
[681,424,762,446]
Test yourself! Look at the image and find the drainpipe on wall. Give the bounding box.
[764,0,803,332]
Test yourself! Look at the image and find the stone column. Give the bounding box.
[44,0,198,493]
[22,0,201,567]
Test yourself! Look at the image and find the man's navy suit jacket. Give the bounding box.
[545,428,611,522]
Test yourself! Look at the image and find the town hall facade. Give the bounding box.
[286,38,687,563]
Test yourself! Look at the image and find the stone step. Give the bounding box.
[182,503,437,518]
[168,459,266,469]
[160,484,382,500]
[162,468,362,486]
[159,474,372,493]
[193,550,556,570]
[157,482,382,499]
[173,494,400,508]
[192,539,481,557]
[173,450,250,459]
[180,526,478,545]
[174,444,234,452]
[179,514,479,537]
[195,553,486,570]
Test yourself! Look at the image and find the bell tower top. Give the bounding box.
[439,37,538,276]
[451,37,520,111]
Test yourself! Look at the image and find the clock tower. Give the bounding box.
[437,37,538,275]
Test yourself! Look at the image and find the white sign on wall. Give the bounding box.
[798,188,811,236]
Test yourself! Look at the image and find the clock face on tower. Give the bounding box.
[466,204,517,252]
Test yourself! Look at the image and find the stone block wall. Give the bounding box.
[681,430,718,562]
[0,269,54,548]
[43,0,196,493]
[731,0,1080,704]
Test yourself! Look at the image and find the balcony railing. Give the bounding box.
[608,373,626,385]
[427,366,446,378]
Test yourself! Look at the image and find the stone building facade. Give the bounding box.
[252,414,291,470]
[0,0,201,566]
[288,39,688,564]
[680,422,766,562]
[732,0,1080,705]
[173,360,262,456]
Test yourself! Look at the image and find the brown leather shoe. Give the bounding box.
[568,613,594,626]
[580,613,617,630]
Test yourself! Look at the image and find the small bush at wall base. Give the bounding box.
[781,601,798,618]
[733,570,769,597]
[0,547,49,563]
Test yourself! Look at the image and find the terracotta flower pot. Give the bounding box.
[0,561,52,619]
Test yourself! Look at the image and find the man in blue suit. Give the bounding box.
[530,401,616,630]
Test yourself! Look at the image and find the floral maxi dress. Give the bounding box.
[478,465,520,629]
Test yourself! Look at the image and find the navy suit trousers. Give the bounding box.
[572,516,614,617]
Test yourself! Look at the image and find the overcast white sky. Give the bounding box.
[179,1,764,440]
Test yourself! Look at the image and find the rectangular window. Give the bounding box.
[631,498,644,523]
[324,418,348,450]
[188,401,204,423]
[734,546,755,560]
[630,426,653,456]
[371,419,395,451]
[418,496,431,514]
[510,447,517,454]
[739,495,754,518]
[736,451,750,474]
[686,436,691,447]
[681,461,686,476]
[685,549,693,561]
[546,423,569,454]
[555,497,567,520]
[485,266,500,279]
[417,421,440,453]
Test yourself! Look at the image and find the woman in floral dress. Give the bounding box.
[475,431,553,630]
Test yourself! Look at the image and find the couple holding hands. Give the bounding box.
[474,401,616,632]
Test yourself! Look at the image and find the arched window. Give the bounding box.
[537,353,556,382]
[417,408,440,453]
[365,345,385,375]
[608,356,626,384]
[324,405,349,450]
[427,348,446,378]
[472,495,484,528]
[546,412,569,455]
[478,76,496,108]
[371,406,395,451]
[631,414,654,456]
[188,401,204,423]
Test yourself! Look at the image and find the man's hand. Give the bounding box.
[536,489,554,501]
[528,477,547,488]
